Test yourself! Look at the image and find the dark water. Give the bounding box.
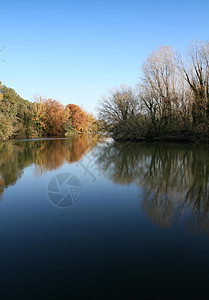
[0,135,208,300]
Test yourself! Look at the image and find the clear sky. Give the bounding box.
[0,0,209,113]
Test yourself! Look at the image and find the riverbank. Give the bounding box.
[112,130,209,144]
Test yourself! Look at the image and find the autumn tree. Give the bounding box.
[86,112,98,133]
[43,98,66,135]
[33,98,46,135]
[0,113,13,139]
[65,104,88,133]
[34,97,67,136]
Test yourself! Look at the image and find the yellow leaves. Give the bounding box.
[86,112,98,133]
[34,97,66,135]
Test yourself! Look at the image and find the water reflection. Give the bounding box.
[95,142,209,235]
[0,134,101,199]
[1,137,208,235]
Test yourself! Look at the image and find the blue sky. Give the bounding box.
[0,0,209,113]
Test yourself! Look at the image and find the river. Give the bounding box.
[0,135,208,299]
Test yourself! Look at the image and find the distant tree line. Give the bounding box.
[98,40,209,143]
[0,82,98,140]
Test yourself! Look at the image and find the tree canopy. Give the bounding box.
[0,83,98,140]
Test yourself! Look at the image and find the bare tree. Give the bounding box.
[178,41,209,128]
[97,85,141,138]
[139,46,181,133]
[97,41,209,142]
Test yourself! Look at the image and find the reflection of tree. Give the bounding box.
[141,192,180,229]
[95,142,209,235]
[0,177,4,202]
[34,140,70,175]
[0,141,25,188]
[67,134,98,163]
[0,134,102,198]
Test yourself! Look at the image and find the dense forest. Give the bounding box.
[0,82,98,140]
[98,40,209,143]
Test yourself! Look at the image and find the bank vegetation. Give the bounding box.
[0,83,98,140]
[98,40,209,143]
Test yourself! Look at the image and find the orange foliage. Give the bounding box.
[43,99,67,135]
[35,140,68,174]
[67,135,90,162]
[34,98,67,136]
[66,104,88,132]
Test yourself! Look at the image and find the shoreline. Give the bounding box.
[112,135,209,144]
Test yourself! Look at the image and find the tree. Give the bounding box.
[0,113,14,139]
[0,82,32,138]
[97,85,141,139]
[33,97,67,136]
[178,40,209,128]
[65,104,88,133]
[43,98,66,135]
[86,112,98,133]
[139,46,181,133]
[33,98,46,135]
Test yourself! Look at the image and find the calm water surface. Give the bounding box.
[0,135,208,299]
